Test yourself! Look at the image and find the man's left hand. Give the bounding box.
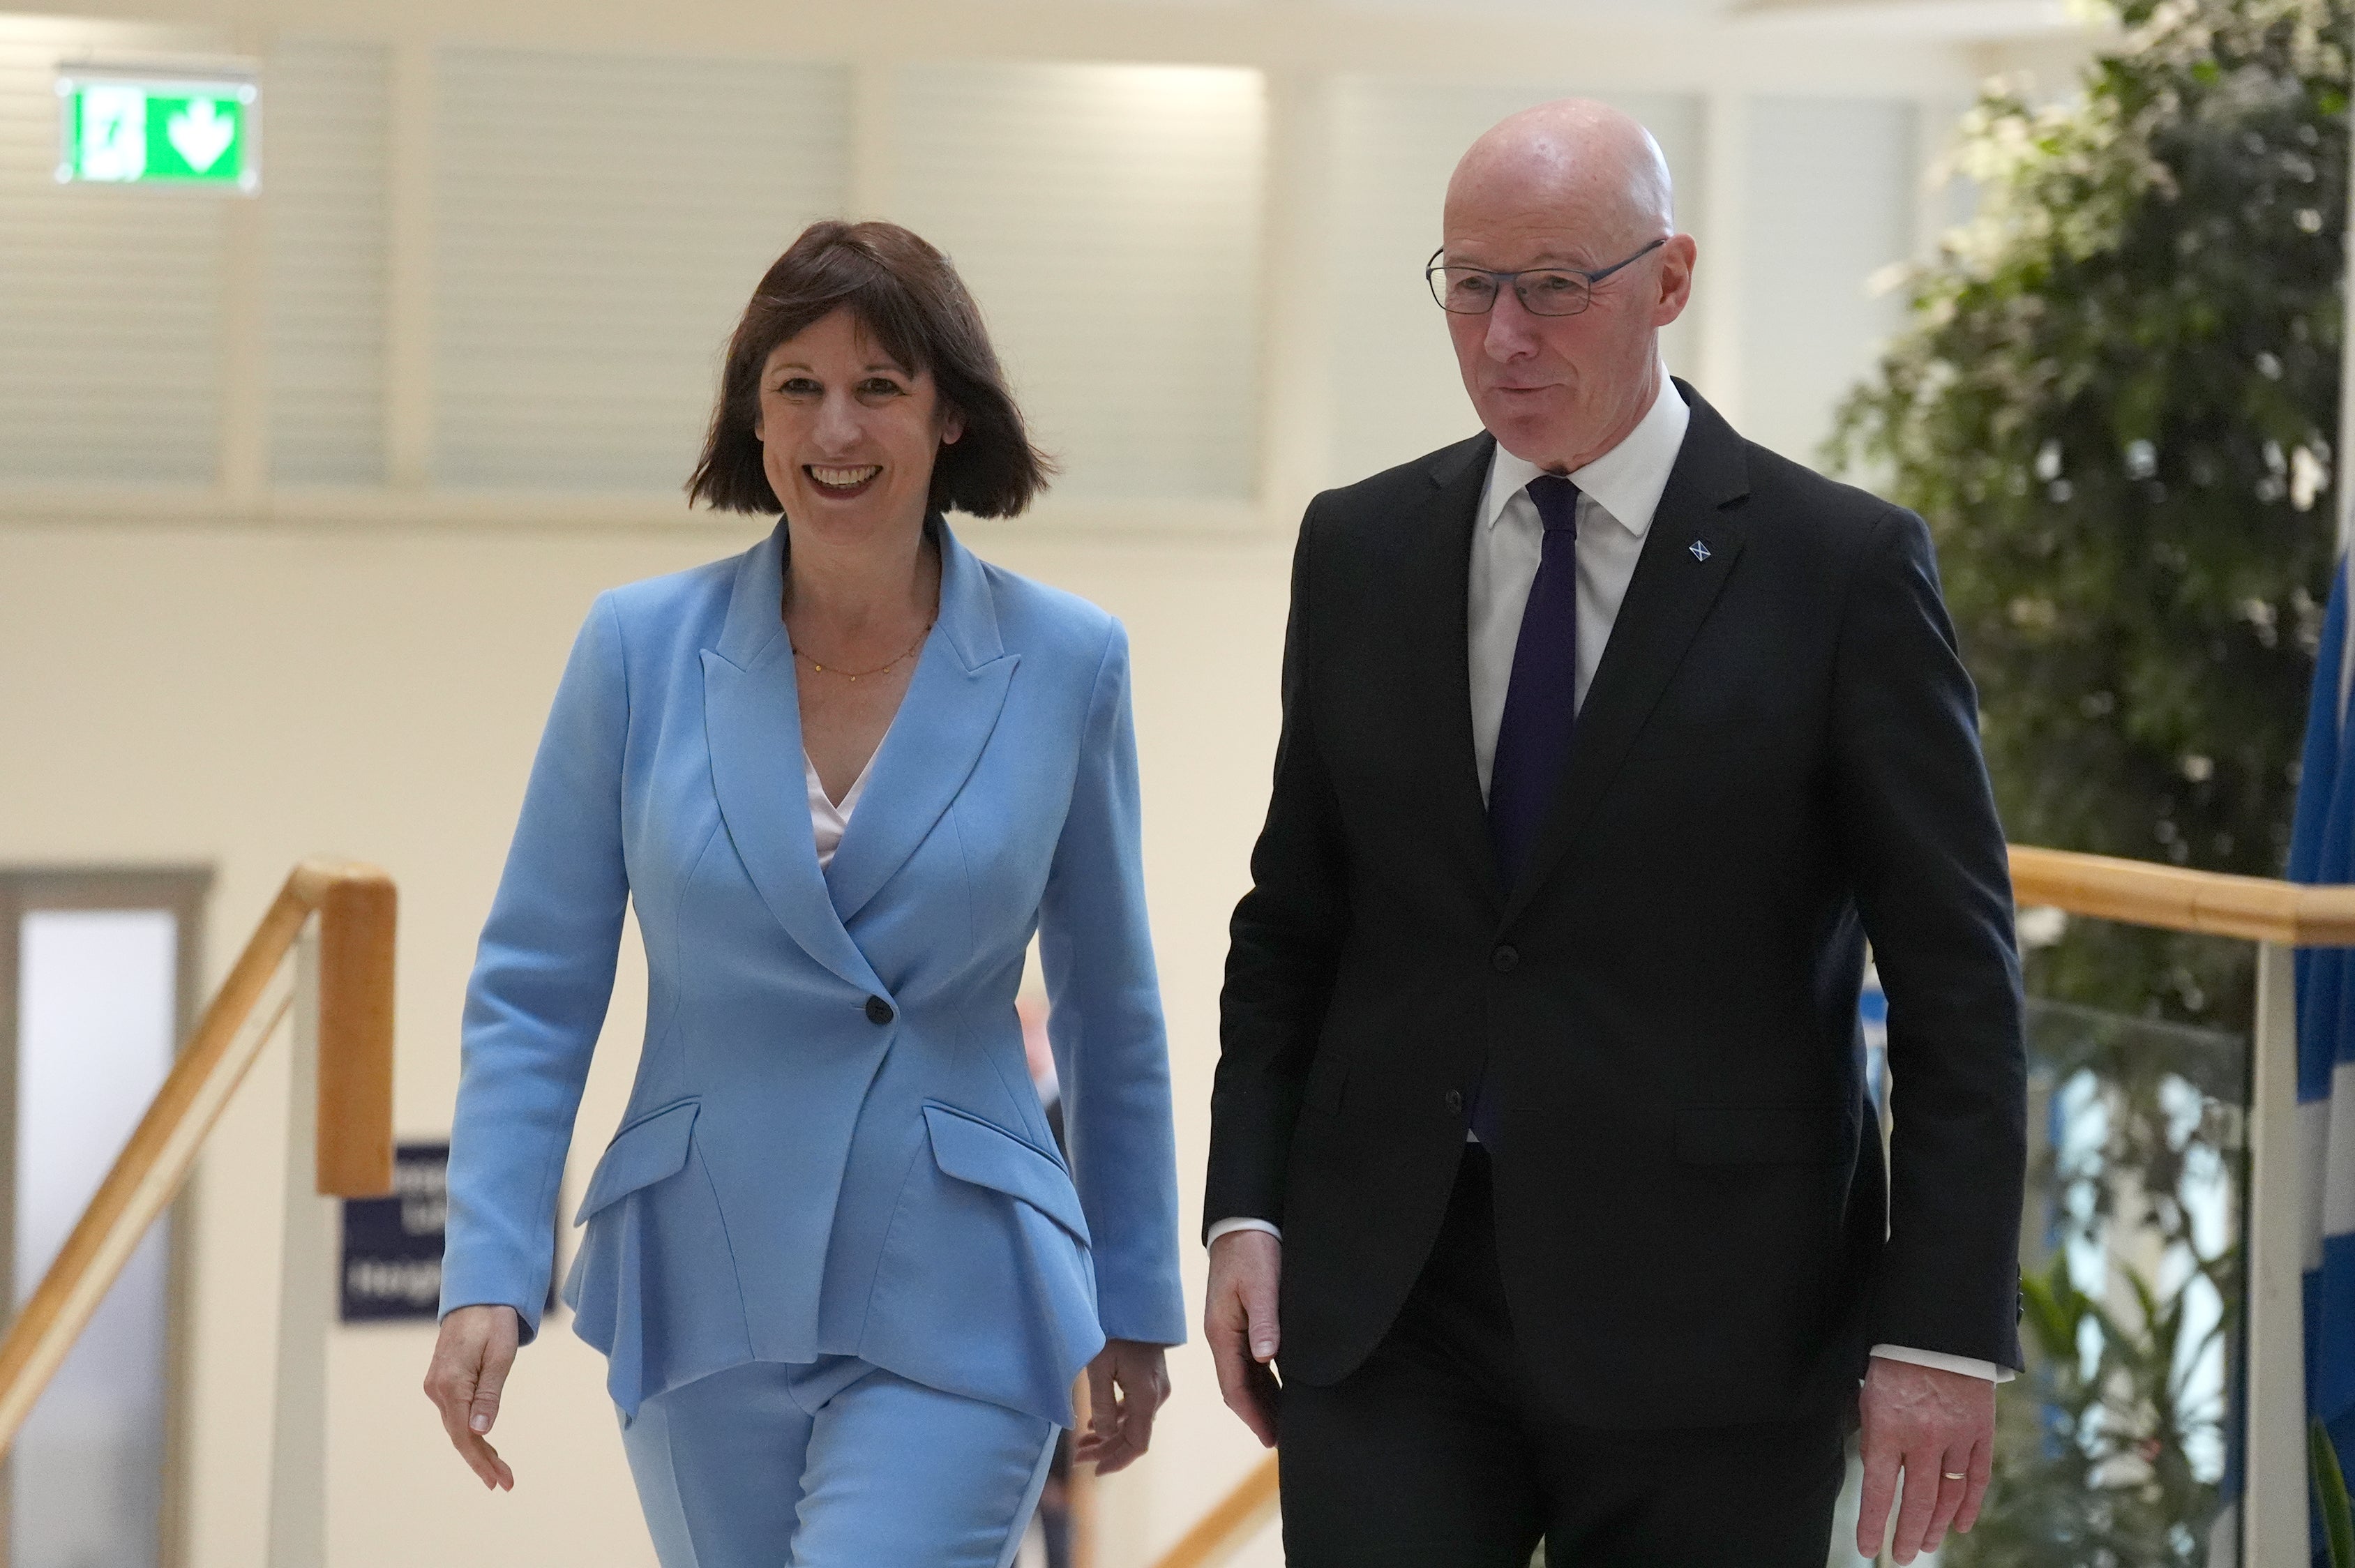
[1075,1339,1171,1475]
[1856,1356,1995,1563]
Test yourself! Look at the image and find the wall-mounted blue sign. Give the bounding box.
[340,1142,447,1322]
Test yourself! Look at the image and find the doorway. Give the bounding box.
[0,868,208,1568]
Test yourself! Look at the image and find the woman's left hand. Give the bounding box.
[1074,1339,1170,1475]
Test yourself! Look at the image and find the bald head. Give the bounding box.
[1445,99,1673,251]
[1436,99,1694,473]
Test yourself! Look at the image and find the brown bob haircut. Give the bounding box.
[687,220,1052,519]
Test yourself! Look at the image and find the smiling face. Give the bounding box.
[1441,100,1696,472]
[752,308,963,540]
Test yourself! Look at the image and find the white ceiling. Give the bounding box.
[1731,0,2096,38]
[1321,0,2102,41]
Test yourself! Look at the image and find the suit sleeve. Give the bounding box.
[1832,508,2026,1370]
[438,594,631,1343]
[1207,500,1350,1235]
[1038,619,1188,1346]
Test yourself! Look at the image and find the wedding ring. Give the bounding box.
[1942,1472,1967,1481]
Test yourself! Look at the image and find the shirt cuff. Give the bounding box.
[1198,1237,2013,1386]
[1872,1344,2014,1384]
[1206,1217,1282,1247]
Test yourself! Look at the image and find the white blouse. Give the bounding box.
[806,748,876,870]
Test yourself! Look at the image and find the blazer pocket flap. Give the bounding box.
[922,1103,1090,1241]
[1675,1102,1851,1166]
[575,1099,700,1223]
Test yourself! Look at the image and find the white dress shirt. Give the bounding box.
[1210,374,2008,1385]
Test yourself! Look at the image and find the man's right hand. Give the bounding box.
[1205,1228,1283,1447]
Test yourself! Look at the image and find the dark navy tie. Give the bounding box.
[1487,473,1581,886]
[1474,474,1579,1147]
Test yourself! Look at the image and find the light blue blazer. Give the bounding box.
[439,518,1187,1427]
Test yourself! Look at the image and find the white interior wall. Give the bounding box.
[0,518,1298,1568]
[1736,96,1921,468]
[0,15,230,483]
[0,517,1297,1568]
[893,62,1269,501]
[0,1,2093,1564]
[432,47,852,490]
[266,38,389,485]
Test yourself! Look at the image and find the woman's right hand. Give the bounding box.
[423,1303,521,1490]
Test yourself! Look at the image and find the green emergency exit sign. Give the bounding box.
[55,73,257,190]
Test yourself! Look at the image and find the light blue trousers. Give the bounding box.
[618,1357,1058,1568]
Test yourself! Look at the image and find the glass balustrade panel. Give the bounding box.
[1830,986,2248,1568]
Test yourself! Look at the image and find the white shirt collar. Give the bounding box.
[1478,374,1692,538]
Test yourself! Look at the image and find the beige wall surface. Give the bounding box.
[0,515,1295,1567]
[0,0,2102,1562]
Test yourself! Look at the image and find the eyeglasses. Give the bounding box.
[1424,238,1669,317]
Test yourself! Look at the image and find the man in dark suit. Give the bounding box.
[1203,100,2026,1567]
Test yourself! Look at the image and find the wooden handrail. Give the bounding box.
[1148,1454,1278,1568]
[1154,846,2355,1568]
[306,864,398,1195]
[2010,845,2355,946]
[0,859,395,1454]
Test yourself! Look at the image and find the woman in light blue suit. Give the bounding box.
[421,220,1186,1567]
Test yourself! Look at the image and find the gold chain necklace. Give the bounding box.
[791,621,933,682]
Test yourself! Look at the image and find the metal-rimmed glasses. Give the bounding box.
[1424,237,1669,317]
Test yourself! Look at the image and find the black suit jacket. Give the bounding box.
[1210,384,2026,1429]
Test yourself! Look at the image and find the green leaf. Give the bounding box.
[2316,1417,2355,1568]
[2020,1261,2086,1361]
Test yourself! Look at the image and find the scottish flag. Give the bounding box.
[2287,552,2355,1562]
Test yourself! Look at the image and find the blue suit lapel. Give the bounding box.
[826,520,1018,925]
[702,522,885,995]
